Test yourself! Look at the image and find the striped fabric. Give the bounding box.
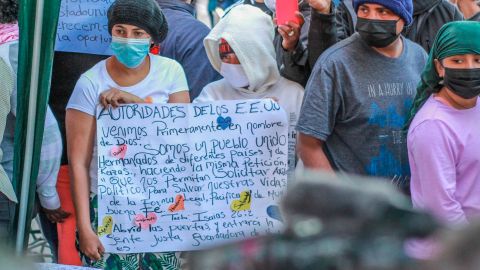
[0,58,17,203]
[0,40,61,208]
[0,24,19,45]
[35,111,62,209]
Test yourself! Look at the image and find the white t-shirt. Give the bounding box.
[194,77,304,174]
[67,54,188,193]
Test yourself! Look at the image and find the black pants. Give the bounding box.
[0,193,58,262]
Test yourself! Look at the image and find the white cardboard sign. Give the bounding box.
[96,100,288,253]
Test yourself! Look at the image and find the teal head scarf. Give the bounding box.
[407,21,480,128]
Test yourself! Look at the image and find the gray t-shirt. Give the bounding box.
[297,33,427,183]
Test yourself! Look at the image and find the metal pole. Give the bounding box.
[15,0,44,254]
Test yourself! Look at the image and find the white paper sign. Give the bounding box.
[96,100,289,253]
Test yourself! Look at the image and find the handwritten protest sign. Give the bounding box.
[96,100,289,253]
[55,0,113,55]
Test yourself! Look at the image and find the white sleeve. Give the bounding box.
[168,61,189,95]
[36,108,62,210]
[66,75,98,116]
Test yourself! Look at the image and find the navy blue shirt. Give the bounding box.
[157,0,222,100]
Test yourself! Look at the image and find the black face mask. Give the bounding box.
[443,67,480,99]
[356,17,400,48]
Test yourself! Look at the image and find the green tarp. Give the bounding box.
[11,0,60,252]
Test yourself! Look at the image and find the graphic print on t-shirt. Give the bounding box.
[365,82,415,184]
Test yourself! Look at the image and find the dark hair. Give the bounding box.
[0,0,18,24]
[429,58,445,94]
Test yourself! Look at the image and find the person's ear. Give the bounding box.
[396,19,406,34]
[434,59,445,78]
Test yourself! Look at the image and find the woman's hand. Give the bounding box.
[266,96,279,103]
[79,229,105,261]
[275,12,305,52]
[99,88,144,108]
[66,109,99,260]
[42,207,71,223]
[168,90,190,103]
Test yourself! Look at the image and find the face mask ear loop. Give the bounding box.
[439,61,445,80]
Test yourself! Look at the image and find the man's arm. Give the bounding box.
[308,0,355,66]
[298,133,334,171]
[296,57,340,173]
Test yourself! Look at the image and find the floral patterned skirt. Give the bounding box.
[79,195,181,270]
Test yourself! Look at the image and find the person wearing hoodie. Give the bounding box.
[451,0,480,21]
[195,5,304,174]
[297,0,427,188]
[156,0,222,101]
[307,0,462,67]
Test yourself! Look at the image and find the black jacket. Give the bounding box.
[308,0,463,67]
[274,0,355,86]
[404,0,464,52]
[157,0,222,101]
[273,1,311,86]
[308,0,355,68]
[49,52,108,164]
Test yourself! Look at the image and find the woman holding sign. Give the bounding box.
[66,0,189,268]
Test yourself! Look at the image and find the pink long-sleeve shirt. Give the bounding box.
[408,96,480,225]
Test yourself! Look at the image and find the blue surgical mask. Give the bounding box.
[110,36,151,69]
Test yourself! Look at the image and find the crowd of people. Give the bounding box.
[0,0,480,269]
